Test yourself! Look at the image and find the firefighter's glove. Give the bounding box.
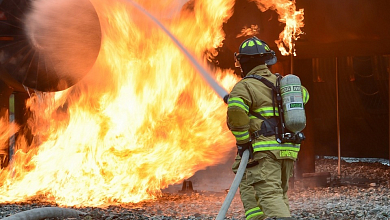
[237,142,253,159]
[223,94,229,104]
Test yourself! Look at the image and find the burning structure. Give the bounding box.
[0,0,389,212]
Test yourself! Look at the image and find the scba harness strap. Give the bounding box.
[243,74,279,139]
[243,74,305,144]
[250,117,278,139]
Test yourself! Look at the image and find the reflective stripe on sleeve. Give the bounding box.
[248,115,257,119]
[228,97,249,112]
[232,130,250,141]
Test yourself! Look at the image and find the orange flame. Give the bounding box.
[237,25,260,38]
[0,116,19,166]
[0,0,303,207]
[251,0,304,55]
[0,0,237,206]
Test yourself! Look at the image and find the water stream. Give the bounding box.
[125,0,229,99]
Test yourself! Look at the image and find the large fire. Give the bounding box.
[0,0,303,207]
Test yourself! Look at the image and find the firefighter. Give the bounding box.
[227,84,309,220]
[225,36,308,219]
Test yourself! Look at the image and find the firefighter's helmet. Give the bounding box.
[234,36,277,66]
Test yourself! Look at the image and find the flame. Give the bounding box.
[0,0,303,207]
[0,116,19,163]
[0,0,237,206]
[251,0,304,55]
[237,25,260,38]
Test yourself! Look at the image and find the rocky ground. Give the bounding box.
[1,157,389,220]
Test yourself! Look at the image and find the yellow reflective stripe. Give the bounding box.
[249,115,257,119]
[253,107,279,116]
[255,40,262,46]
[302,85,309,104]
[232,130,250,141]
[253,106,274,112]
[246,207,263,220]
[261,110,279,116]
[254,146,300,152]
[248,41,255,47]
[228,97,249,112]
[228,103,249,112]
[253,140,300,152]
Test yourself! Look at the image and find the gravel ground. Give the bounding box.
[1,158,389,220]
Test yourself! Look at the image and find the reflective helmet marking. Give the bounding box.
[242,39,263,49]
[264,44,271,51]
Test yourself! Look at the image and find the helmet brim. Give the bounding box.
[265,55,277,66]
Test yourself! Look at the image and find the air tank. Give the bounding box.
[279,74,306,133]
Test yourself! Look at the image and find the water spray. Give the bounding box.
[124,1,248,219]
[125,0,228,99]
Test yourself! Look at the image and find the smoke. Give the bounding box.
[24,0,101,89]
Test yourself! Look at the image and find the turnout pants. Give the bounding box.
[246,151,294,218]
[232,155,264,220]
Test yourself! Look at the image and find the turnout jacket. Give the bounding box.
[227,64,300,160]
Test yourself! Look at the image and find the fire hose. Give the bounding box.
[1,207,86,220]
[216,149,249,220]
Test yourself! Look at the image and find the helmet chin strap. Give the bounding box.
[240,69,245,78]
[239,60,265,78]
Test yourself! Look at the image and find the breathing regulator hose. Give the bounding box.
[216,149,249,220]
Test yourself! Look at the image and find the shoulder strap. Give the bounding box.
[243,74,280,118]
[243,74,277,91]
